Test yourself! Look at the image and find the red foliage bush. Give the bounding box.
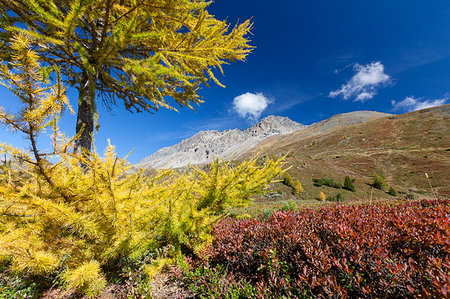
[194,200,449,298]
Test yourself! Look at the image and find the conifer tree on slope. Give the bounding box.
[0,0,253,153]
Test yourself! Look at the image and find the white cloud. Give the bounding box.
[356,92,375,101]
[232,92,271,121]
[329,61,391,101]
[391,96,447,112]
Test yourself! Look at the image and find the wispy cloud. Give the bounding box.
[270,98,303,113]
[232,92,272,121]
[146,115,243,151]
[329,61,392,101]
[391,96,448,112]
[149,116,239,143]
[183,116,241,132]
[148,130,194,143]
[390,48,447,74]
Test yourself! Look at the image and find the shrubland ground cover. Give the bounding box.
[177,199,449,298]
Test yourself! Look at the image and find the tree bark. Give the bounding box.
[75,76,96,154]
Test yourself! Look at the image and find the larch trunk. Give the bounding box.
[75,77,96,154]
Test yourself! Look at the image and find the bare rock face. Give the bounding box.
[138,116,305,169]
[245,115,305,137]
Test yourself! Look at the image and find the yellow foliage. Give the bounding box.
[1,0,253,114]
[12,250,59,276]
[62,261,107,297]
[0,34,285,295]
[145,257,175,280]
[293,180,304,195]
[319,191,326,202]
[235,213,252,220]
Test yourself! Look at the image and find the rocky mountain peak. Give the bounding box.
[138,115,305,169]
[246,115,306,137]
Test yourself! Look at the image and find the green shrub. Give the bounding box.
[0,271,39,299]
[312,178,342,189]
[326,192,344,202]
[313,178,321,187]
[280,199,297,211]
[388,187,398,196]
[177,263,257,298]
[343,176,356,192]
[372,174,388,190]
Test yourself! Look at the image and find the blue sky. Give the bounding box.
[1,0,449,163]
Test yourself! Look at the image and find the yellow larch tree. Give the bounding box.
[0,34,284,296]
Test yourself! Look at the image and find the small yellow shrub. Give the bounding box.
[319,191,326,201]
[293,180,304,194]
[145,257,175,279]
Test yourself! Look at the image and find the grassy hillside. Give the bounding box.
[237,105,449,214]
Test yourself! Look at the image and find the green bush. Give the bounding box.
[177,263,257,298]
[0,272,39,299]
[343,176,356,192]
[388,187,398,196]
[312,178,322,187]
[312,178,342,189]
[326,192,344,202]
[280,199,297,211]
[372,174,388,190]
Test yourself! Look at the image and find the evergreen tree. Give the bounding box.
[0,0,253,153]
[326,192,344,202]
[372,173,388,190]
[343,175,356,192]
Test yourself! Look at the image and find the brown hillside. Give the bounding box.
[245,105,449,209]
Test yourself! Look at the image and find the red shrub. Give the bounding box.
[194,200,449,298]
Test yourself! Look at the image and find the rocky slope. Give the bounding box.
[248,111,392,154]
[138,115,305,169]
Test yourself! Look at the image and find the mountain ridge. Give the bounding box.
[138,115,305,169]
[246,104,450,201]
[138,111,390,169]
